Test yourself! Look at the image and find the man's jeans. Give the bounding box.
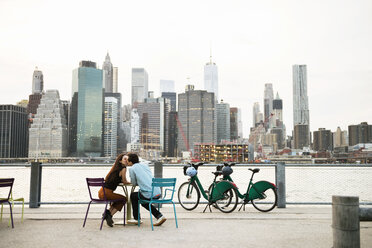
[130,191,162,220]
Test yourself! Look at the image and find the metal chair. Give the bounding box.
[1,191,24,227]
[83,178,126,230]
[0,178,15,228]
[138,178,178,230]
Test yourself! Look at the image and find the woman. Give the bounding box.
[98,153,130,227]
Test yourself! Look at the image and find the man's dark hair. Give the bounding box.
[127,153,139,164]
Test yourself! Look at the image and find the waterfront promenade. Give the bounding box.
[1,204,372,247]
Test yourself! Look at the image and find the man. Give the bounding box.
[127,153,166,226]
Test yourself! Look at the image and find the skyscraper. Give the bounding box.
[32,67,44,94]
[293,64,310,125]
[294,124,310,149]
[70,61,103,157]
[102,53,113,93]
[178,86,216,154]
[28,90,68,158]
[0,105,28,158]
[104,97,118,158]
[204,56,218,102]
[160,80,175,93]
[252,102,261,127]
[131,68,148,106]
[216,101,230,143]
[113,67,118,93]
[264,83,273,129]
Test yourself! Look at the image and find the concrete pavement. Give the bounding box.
[1,204,372,248]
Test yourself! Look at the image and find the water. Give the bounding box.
[1,165,372,204]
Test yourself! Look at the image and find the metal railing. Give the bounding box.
[1,162,372,207]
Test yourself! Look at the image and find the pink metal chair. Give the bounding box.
[83,178,126,230]
[0,178,15,228]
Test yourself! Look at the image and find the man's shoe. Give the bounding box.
[153,216,166,226]
[127,219,143,225]
[103,209,114,227]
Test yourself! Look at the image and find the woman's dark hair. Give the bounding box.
[113,153,127,170]
[127,153,139,164]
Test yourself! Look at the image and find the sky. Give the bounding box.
[1,0,371,138]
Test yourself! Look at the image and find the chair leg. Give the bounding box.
[1,203,3,222]
[21,199,24,223]
[100,203,108,230]
[173,202,178,228]
[138,201,141,227]
[8,199,14,227]
[8,202,14,228]
[83,202,92,228]
[149,203,154,231]
[123,201,126,227]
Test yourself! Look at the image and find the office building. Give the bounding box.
[160,80,175,93]
[216,101,230,143]
[194,143,252,163]
[348,122,372,146]
[69,61,103,157]
[32,67,44,94]
[178,86,216,154]
[252,102,262,127]
[161,92,176,112]
[168,111,178,157]
[230,108,239,141]
[104,97,118,158]
[113,67,118,93]
[131,68,148,106]
[102,53,114,93]
[0,105,28,158]
[313,128,333,151]
[130,109,140,144]
[204,56,218,101]
[28,90,68,158]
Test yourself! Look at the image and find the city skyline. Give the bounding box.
[0,0,371,137]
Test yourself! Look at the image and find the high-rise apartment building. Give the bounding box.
[204,56,218,102]
[0,105,28,158]
[348,122,372,146]
[32,67,44,94]
[69,61,103,157]
[216,101,230,143]
[264,83,273,129]
[294,124,310,149]
[313,128,333,151]
[28,90,68,158]
[131,68,148,106]
[178,86,216,154]
[230,108,239,141]
[293,64,310,125]
[102,53,114,93]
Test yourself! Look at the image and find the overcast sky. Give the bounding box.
[1,0,371,137]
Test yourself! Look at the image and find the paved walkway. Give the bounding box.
[1,204,372,248]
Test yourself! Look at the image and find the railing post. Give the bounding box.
[275,162,286,208]
[29,161,42,208]
[332,195,360,248]
[154,162,163,208]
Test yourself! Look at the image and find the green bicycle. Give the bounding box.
[215,162,277,212]
[178,162,239,213]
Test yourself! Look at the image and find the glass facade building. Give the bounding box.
[70,61,103,157]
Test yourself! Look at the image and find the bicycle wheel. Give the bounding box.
[251,188,277,212]
[178,181,200,211]
[215,187,238,213]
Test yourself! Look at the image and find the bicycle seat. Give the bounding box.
[249,168,260,173]
[212,171,223,176]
